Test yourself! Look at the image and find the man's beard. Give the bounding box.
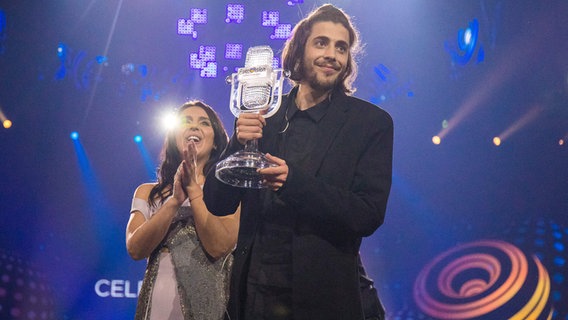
[301,58,344,92]
[304,67,341,92]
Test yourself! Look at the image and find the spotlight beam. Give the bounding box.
[498,105,544,142]
[82,0,125,124]
[0,107,11,128]
[437,10,552,140]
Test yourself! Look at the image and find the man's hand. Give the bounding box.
[259,153,288,191]
[236,113,266,145]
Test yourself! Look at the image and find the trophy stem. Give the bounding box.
[244,138,258,152]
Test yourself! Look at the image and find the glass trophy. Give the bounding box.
[215,45,288,188]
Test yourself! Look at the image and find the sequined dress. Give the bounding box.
[131,197,233,320]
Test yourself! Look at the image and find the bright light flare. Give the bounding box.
[134,135,142,143]
[493,137,501,146]
[70,131,79,140]
[161,112,179,131]
[432,136,441,145]
[463,28,472,46]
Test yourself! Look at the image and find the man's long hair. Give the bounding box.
[148,100,228,208]
[282,4,361,94]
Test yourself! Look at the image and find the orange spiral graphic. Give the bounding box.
[413,240,553,319]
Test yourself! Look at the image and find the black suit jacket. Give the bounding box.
[204,88,393,320]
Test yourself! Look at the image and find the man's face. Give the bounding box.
[301,21,350,92]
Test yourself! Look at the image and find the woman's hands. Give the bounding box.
[174,141,203,202]
[172,162,186,206]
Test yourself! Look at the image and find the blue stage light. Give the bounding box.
[445,18,484,65]
[139,64,148,77]
[96,55,107,64]
[134,135,142,143]
[371,63,414,103]
[70,131,79,140]
[57,42,67,58]
[0,9,5,54]
[55,42,68,80]
[374,64,390,81]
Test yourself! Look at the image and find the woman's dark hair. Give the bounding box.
[148,100,228,208]
[281,4,361,95]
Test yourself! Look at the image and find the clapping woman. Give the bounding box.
[126,101,239,320]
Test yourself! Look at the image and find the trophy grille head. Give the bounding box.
[242,84,272,110]
[245,46,273,68]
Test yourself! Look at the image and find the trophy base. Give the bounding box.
[215,150,277,189]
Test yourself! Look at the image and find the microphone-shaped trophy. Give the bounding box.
[215,45,288,188]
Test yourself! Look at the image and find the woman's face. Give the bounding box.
[175,106,215,162]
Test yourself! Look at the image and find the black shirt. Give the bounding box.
[247,93,333,289]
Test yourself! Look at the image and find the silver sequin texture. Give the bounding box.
[135,206,233,320]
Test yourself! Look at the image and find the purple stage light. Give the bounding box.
[189,53,203,69]
[225,43,243,60]
[199,45,215,62]
[177,19,197,38]
[271,24,292,40]
[272,57,281,69]
[121,63,135,75]
[189,46,217,78]
[178,7,206,39]
[191,8,207,24]
[201,62,217,78]
[287,0,304,5]
[226,4,244,23]
[262,11,279,27]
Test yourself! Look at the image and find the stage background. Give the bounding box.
[0,1,567,319]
